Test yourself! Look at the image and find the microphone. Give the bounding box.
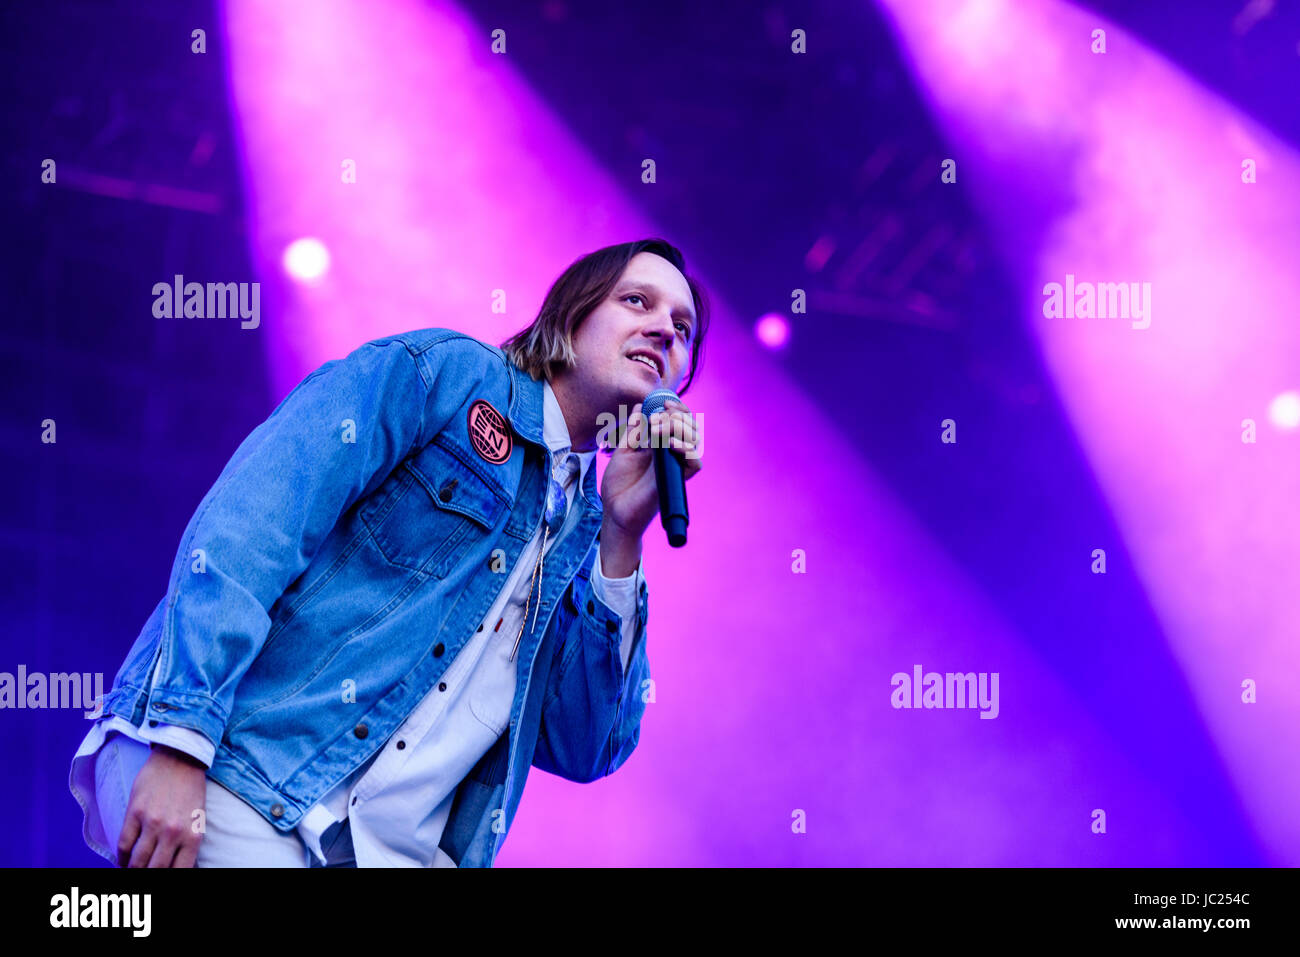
[641,388,689,547]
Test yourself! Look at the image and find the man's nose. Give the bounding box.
[644,309,675,342]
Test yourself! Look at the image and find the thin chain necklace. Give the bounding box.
[510,453,574,661]
[510,524,549,661]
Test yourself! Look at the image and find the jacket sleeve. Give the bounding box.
[143,336,467,750]
[138,650,217,767]
[530,544,651,784]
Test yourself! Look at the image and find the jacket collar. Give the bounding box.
[504,356,545,448]
[504,357,601,510]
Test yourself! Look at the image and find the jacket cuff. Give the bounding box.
[138,721,216,769]
[591,550,646,675]
[142,646,223,760]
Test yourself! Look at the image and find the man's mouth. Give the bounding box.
[628,352,662,378]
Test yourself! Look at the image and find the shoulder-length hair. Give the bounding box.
[501,238,710,395]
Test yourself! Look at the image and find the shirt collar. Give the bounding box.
[542,378,595,487]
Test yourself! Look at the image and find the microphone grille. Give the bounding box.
[641,388,679,418]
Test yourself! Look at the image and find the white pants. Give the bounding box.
[94,732,316,867]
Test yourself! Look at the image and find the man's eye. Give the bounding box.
[624,294,644,306]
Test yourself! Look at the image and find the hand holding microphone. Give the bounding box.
[640,388,696,547]
[597,388,701,554]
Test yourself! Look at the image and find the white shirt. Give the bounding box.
[69,379,644,866]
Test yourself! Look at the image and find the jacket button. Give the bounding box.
[354,724,369,739]
[586,600,595,615]
[270,803,284,818]
[606,619,617,634]
[432,642,445,657]
[438,681,447,692]
[438,478,457,502]
[396,740,406,750]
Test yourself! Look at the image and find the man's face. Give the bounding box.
[567,252,697,413]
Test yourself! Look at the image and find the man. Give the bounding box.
[68,238,708,867]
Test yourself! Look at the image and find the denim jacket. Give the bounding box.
[99,328,651,866]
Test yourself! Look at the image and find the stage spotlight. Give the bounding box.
[282,237,331,283]
[1268,390,1300,430]
[754,313,790,350]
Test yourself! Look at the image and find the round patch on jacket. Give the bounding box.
[467,400,512,464]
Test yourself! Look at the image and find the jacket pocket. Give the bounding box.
[361,441,506,576]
